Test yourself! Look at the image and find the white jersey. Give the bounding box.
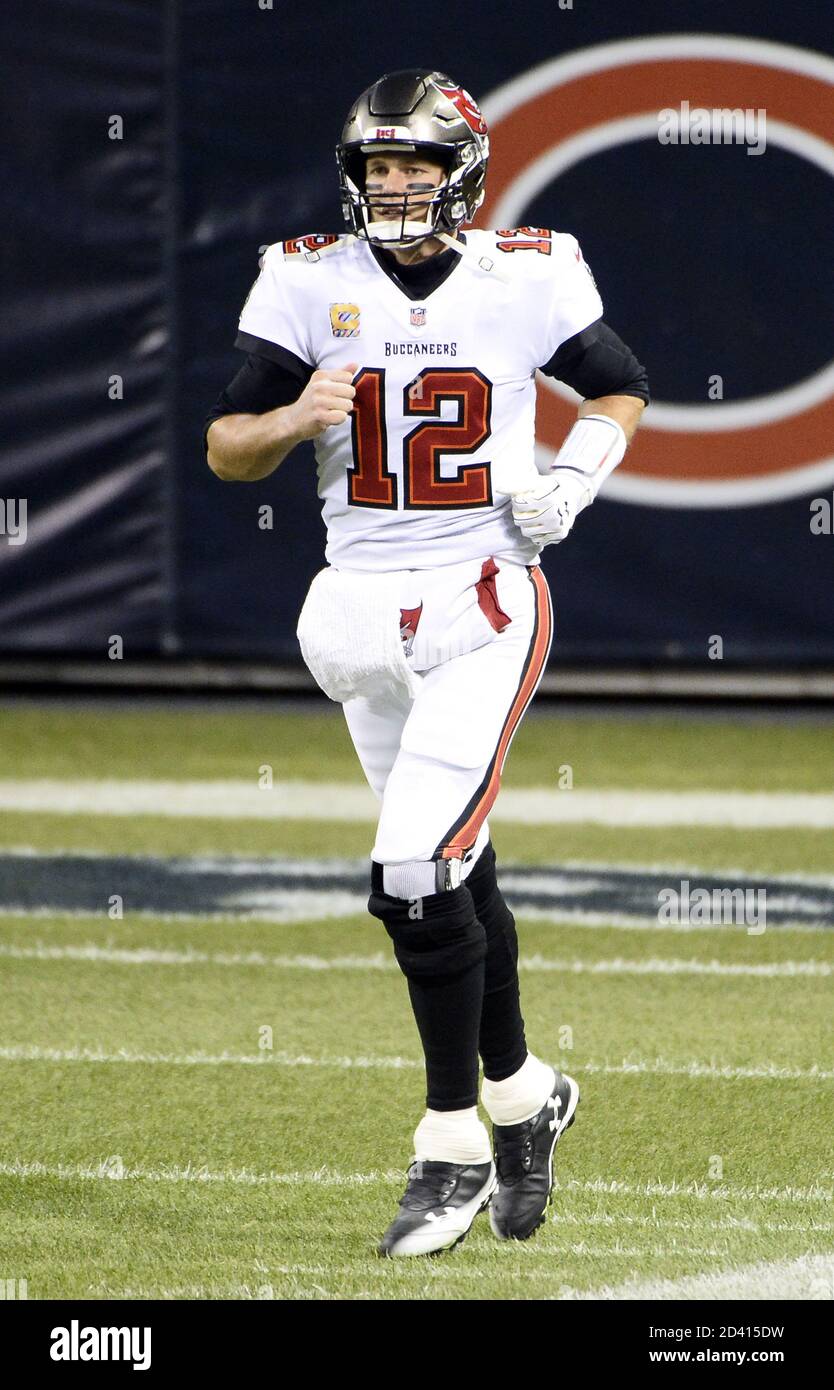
[238,227,603,572]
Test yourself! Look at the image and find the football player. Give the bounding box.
[205,69,648,1257]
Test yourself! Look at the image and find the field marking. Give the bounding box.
[0,944,396,969]
[0,1159,402,1186]
[91,1251,834,1297]
[0,904,826,933]
[563,1251,834,1301]
[6,845,834,890]
[515,910,830,933]
[0,1045,421,1070]
[1,942,830,979]
[557,1212,834,1235]
[1,1045,831,1082]
[3,779,834,827]
[0,904,373,927]
[90,1248,834,1298]
[523,1242,729,1259]
[2,849,833,932]
[520,955,832,978]
[580,1059,834,1082]
[1,1159,830,1204]
[569,1176,833,1204]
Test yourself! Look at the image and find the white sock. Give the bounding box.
[413,1107,493,1165]
[481,1053,556,1126]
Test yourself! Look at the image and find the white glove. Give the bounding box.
[511,469,593,547]
[511,414,629,549]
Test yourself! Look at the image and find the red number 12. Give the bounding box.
[348,366,493,510]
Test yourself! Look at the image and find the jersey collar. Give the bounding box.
[367,232,467,301]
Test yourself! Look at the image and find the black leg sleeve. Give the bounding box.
[466,842,528,1082]
[368,873,486,1112]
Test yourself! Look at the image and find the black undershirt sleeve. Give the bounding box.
[204,315,649,458]
[203,338,315,454]
[540,319,650,405]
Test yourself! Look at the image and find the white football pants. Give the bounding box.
[341,556,553,870]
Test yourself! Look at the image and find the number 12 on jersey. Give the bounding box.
[347,367,494,510]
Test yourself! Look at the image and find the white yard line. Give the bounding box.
[556,1212,834,1235]
[94,1251,834,1296]
[1,942,829,978]
[563,1252,834,1300]
[568,1177,833,1203]
[545,1243,728,1259]
[196,1246,735,1266]
[2,779,834,827]
[0,1045,422,1069]
[0,902,370,926]
[580,1058,834,1081]
[1,1159,829,1204]
[519,955,832,978]
[91,1248,834,1296]
[511,909,829,933]
[0,1045,830,1082]
[0,945,396,968]
[0,1159,401,1186]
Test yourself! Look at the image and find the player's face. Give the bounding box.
[364,152,448,225]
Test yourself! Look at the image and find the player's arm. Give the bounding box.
[206,241,358,482]
[565,319,648,443]
[578,391,645,443]
[207,406,304,483]
[512,318,649,546]
[204,353,358,483]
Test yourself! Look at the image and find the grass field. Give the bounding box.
[0,702,832,1301]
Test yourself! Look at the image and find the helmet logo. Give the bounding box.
[374,127,396,139]
[435,81,488,135]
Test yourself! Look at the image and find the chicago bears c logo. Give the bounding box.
[480,37,834,507]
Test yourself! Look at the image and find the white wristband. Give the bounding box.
[550,413,627,500]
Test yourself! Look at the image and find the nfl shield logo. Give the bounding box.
[410,306,427,327]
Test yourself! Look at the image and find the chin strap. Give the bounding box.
[298,227,511,284]
[302,234,356,263]
[436,231,511,284]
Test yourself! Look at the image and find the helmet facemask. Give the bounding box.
[338,144,462,247]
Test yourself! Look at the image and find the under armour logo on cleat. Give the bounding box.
[548,1095,563,1132]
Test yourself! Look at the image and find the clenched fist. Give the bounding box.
[287,363,359,440]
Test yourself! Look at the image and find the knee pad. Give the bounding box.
[466,841,519,966]
[368,869,486,982]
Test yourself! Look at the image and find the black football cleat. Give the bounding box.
[489,1070,580,1241]
[378,1159,496,1258]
